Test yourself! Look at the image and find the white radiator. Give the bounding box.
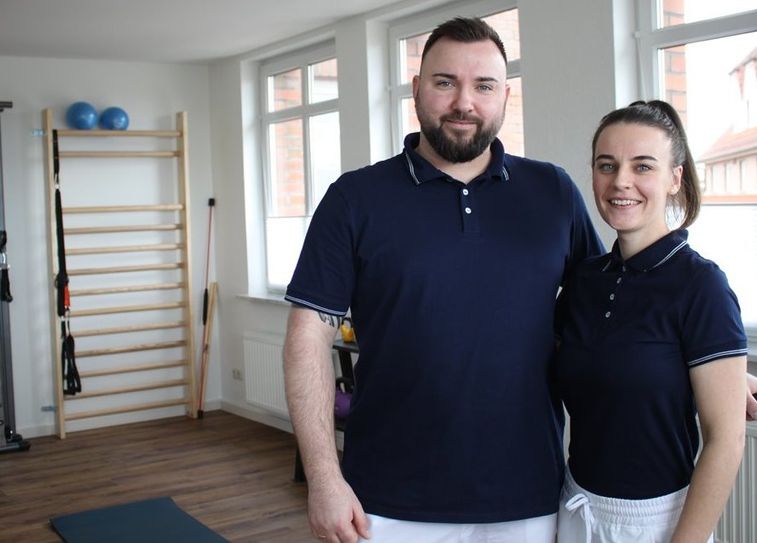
[715,422,757,543]
[243,333,288,417]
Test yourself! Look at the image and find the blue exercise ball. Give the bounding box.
[65,102,98,130]
[99,107,129,130]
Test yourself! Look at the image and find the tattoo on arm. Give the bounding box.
[318,312,340,328]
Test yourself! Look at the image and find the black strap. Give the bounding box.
[61,322,80,395]
[52,130,68,317]
[52,130,80,395]
[0,230,10,303]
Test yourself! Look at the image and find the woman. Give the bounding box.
[555,100,747,543]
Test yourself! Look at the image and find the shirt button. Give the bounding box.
[465,207,472,214]
[462,188,469,196]
[609,294,615,301]
[616,277,622,284]
[605,311,611,318]
[622,265,626,272]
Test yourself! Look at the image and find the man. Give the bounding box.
[284,17,602,542]
[283,16,757,543]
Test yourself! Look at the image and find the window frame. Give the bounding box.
[387,0,521,154]
[635,2,757,348]
[259,42,339,292]
[635,5,757,99]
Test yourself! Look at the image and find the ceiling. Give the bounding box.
[0,0,406,64]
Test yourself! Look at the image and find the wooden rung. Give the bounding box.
[64,204,183,214]
[71,282,185,297]
[76,321,186,337]
[56,129,181,138]
[76,339,187,358]
[65,378,189,400]
[70,301,186,317]
[67,243,184,256]
[58,150,179,158]
[79,359,189,378]
[64,398,190,421]
[68,262,183,276]
[66,224,182,235]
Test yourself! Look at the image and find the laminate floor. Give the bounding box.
[0,411,312,542]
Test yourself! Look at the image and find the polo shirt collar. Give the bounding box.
[603,229,689,273]
[402,132,510,186]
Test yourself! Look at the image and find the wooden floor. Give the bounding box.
[0,411,313,542]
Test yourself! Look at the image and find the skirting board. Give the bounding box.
[19,399,223,439]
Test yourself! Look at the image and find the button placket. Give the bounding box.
[604,271,624,320]
[460,185,479,233]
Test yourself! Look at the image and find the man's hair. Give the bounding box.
[421,17,508,66]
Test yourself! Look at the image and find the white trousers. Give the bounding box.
[358,512,557,543]
[557,468,712,543]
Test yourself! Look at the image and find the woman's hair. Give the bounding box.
[591,100,701,229]
[422,17,508,66]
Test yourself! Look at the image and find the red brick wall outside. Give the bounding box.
[663,0,687,127]
[271,69,305,217]
[270,62,338,217]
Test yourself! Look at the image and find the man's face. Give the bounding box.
[413,37,509,163]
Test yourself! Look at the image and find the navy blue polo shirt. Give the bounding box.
[555,230,747,499]
[286,133,603,522]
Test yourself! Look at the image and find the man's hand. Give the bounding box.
[747,372,757,421]
[308,476,370,542]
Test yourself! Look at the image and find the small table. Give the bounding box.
[293,338,359,482]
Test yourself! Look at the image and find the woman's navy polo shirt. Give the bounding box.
[555,230,747,499]
[286,133,603,523]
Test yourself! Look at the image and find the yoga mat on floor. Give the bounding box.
[50,496,229,543]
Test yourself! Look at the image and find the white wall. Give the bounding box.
[0,55,221,437]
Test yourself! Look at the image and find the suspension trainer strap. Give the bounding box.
[0,230,11,302]
[52,129,80,395]
[61,321,81,395]
[53,130,69,317]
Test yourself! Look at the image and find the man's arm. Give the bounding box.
[283,306,370,542]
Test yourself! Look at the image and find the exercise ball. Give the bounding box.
[99,106,129,130]
[65,102,98,130]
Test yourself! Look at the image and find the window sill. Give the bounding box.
[236,292,290,307]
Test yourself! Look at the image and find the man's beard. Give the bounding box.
[415,99,504,163]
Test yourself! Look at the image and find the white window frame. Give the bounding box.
[635,3,757,351]
[259,42,339,292]
[387,0,521,154]
[635,4,757,99]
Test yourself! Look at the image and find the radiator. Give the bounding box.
[715,422,757,543]
[243,334,288,417]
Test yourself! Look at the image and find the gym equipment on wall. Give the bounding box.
[0,100,30,453]
[43,108,198,438]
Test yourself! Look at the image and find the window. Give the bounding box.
[260,46,341,290]
[388,1,524,156]
[637,2,757,335]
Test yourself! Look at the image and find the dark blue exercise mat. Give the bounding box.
[50,496,229,543]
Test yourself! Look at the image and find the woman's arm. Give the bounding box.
[747,371,757,421]
[671,356,746,543]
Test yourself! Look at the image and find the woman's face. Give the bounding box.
[592,122,682,246]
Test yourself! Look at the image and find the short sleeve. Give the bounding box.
[284,182,356,316]
[681,265,747,367]
[558,167,604,285]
